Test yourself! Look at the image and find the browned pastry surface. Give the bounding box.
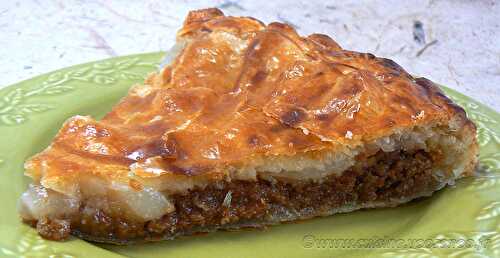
[19,8,478,244]
[25,8,474,187]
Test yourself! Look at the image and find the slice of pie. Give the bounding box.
[18,8,478,244]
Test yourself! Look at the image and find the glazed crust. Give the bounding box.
[24,8,476,195]
[19,8,478,243]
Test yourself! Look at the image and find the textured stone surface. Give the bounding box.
[1,0,499,111]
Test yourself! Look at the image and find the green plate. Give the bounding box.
[0,53,498,258]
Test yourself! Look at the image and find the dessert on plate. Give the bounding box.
[18,8,478,244]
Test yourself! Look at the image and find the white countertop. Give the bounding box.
[1,0,499,111]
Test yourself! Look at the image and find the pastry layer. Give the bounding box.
[22,8,476,199]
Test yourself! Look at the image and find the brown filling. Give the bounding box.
[31,149,441,243]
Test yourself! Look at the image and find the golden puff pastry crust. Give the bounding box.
[19,8,478,244]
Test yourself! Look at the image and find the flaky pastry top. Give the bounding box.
[25,8,474,195]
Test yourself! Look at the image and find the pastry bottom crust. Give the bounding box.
[28,150,448,244]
